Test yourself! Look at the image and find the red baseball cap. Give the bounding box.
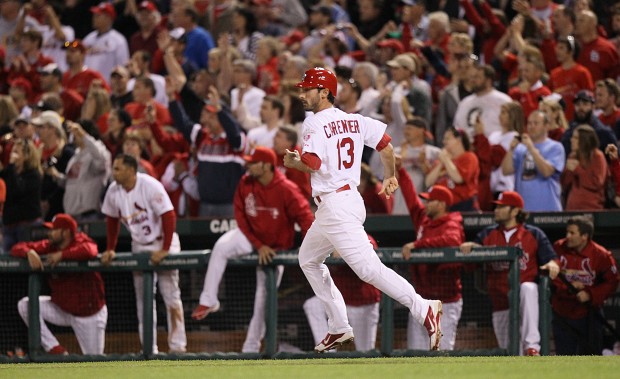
[376,39,404,54]
[244,146,277,166]
[138,1,158,12]
[43,213,78,235]
[493,191,524,209]
[419,185,453,206]
[90,2,117,19]
[281,30,305,45]
[9,78,32,99]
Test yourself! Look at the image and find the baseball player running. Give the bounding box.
[191,146,314,353]
[284,67,443,352]
[100,154,186,354]
[11,214,107,355]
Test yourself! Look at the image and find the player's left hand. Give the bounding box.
[379,176,399,199]
[150,250,169,265]
[258,245,276,265]
[45,251,63,268]
[576,290,591,303]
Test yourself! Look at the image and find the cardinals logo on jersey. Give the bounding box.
[245,193,257,217]
[121,202,148,225]
[560,256,595,286]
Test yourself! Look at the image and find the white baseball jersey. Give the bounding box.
[83,28,130,83]
[246,125,278,153]
[102,173,174,245]
[301,107,386,196]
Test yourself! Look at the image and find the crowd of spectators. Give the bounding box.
[2,0,620,231]
[1,0,620,356]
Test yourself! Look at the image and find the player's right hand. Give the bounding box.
[459,242,479,254]
[283,149,300,168]
[401,242,414,260]
[258,245,276,265]
[27,249,44,271]
[101,250,116,266]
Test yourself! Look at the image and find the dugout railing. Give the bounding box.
[0,246,539,363]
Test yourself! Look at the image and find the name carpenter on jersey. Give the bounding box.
[323,119,360,138]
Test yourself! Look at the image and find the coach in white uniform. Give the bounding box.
[284,67,443,352]
[101,154,186,354]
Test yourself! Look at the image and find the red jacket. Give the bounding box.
[474,223,557,311]
[234,170,314,250]
[473,134,506,211]
[460,0,506,65]
[561,149,608,210]
[399,167,464,303]
[509,83,552,121]
[331,235,381,306]
[10,233,106,317]
[361,182,393,214]
[552,239,619,320]
[62,69,110,99]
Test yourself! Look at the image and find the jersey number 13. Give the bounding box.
[337,137,354,170]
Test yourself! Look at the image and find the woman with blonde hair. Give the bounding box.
[539,95,568,141]
[0,95,19,132]
[81,86,112,135]
[0,138,43,251]
[561,124,607,210]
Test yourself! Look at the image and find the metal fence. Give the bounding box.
[0,246,537,363]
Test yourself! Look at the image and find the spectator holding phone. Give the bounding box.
[561,125,607,210]
[501,110,565,211]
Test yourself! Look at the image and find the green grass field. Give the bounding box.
[1,356,619,379]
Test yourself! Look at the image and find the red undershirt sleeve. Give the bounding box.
[161,210,176,251]
[375,133,392,152]
[106,216,120,251]
[301,152,322,171]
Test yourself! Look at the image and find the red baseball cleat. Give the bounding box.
[48,345,68,355]
[525,348,540,356]
[424,300,443,351]
[314,331,354,353]
[191,302,220,320]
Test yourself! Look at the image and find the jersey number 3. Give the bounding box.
[337,137,354,170]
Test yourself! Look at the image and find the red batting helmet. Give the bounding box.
[296,67,338,97]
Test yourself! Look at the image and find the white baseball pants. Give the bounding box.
[407,298,462,350]
[298,190,431,335]
[17,296,107,354]
[198,228,284,353]
[132,233,186,353]
[492,281,540,353]
[303,295,380,351]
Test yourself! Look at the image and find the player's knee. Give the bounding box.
[520,281,538,295]
[17,297,28,317]
[354,266,377,284]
